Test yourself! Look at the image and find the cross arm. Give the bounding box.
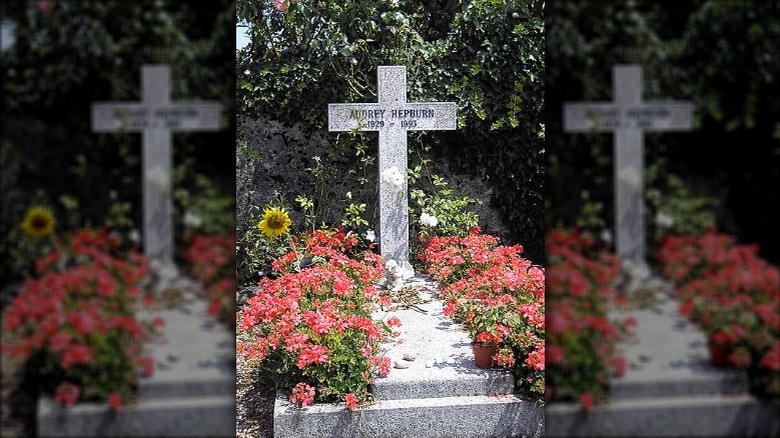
[92,102,222,132]
[564,102,693,133]
[328,102,457,132]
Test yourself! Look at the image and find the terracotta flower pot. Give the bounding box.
[472,343,498,369]
[708,341,733,368]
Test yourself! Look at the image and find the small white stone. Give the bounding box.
[402,352,417,361]
[393,360,410,369]
[425,361,435,368]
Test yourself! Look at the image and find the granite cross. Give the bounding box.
[92,64,222,266]
[328,66,457,262]
[564,64,693,269]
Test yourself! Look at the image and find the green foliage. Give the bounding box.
[646,173,715,240]
[295,194,317,232]
[3,1,234,122]
[410,184,479,240]
[575,201,607,231]
[341,202,369,229]
[174,173,236,239]
[679,1,780,132]
[237,0,545,262]
[237,138,261,161]
[300,137,374,235]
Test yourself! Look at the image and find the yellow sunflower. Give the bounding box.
[258,207,291,238]
[22,206,56,238]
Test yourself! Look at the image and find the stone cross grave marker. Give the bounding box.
[328,66,457,262]
[564,64,693,269]
[92,64,222,266]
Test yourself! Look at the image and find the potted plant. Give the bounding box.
[707,330,737,368]
[698,305,754,369]
[458,300,509,369]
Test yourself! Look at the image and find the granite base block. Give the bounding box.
[545,395,780,437]
[274,390,544,438]
[37,394,235,437]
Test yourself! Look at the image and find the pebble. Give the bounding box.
[402,352,417,361]
[393,360,410,369]
[425,360,435,368]
[438,357,454,365]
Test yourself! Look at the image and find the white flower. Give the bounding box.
[420,213,438,227]
[128,229,141,243]
[655,211,674,229]
[365,230,376,242]
[600,228,612,243]
[381,166,405,191]
[345,191,352,200]
[146,166,170,189]
[617,167,641,189]
[183,211,202,228]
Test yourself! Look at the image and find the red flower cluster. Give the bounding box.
[237,228,393,409]
[344,393,358,411]
[545,228,631,409]
[419,227,545,400]
[53,381,80,407]
[289,382,315,407]
[1,229,158,409]
[656,229,780,399]
[183,234,236,329]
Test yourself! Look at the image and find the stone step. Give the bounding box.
[136,373,236,399]
[372,364,515,400]
[545,393,780,437]
[273,390,544,438]
[608,369,748,400]
[37,394,235,437]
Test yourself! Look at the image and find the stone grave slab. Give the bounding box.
[92,64,222,267]
[563,64,693,271]
[545,277,780,437]
[273,275,544,438]
[607,278,747,400]
[328,66,457,264]
[37,278,235,437]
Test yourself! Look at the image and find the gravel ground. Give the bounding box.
[236,308,276,438]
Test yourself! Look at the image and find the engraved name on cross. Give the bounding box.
[92,64,222,266]
[563,64,693,269]
[328,66,457,262]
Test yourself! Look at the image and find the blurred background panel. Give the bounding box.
[545,1,779,436]
[1,1,236,437]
